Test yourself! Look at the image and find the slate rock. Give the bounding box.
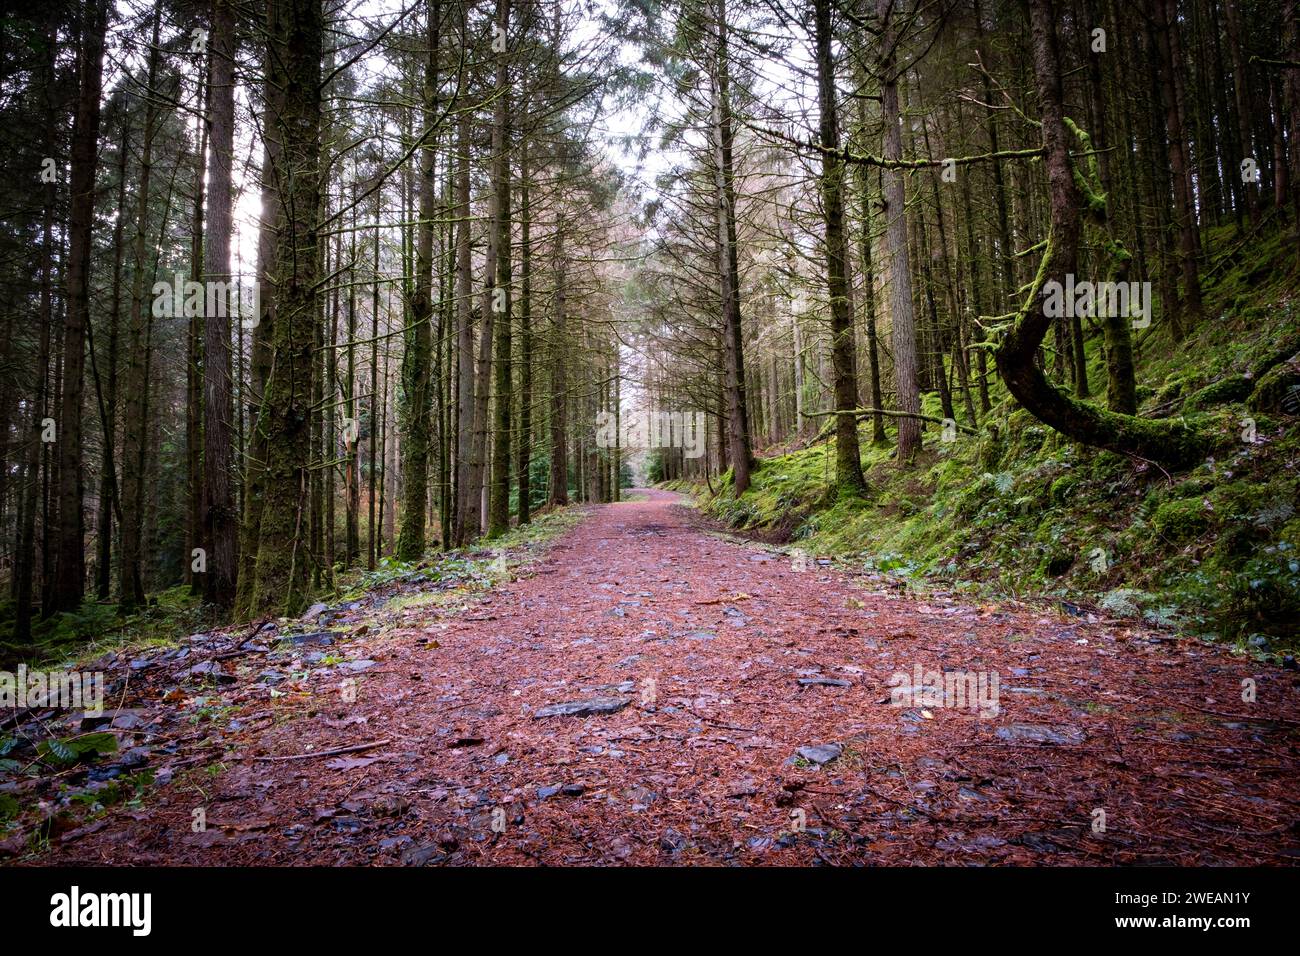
[587,680,635,695]
[627,786,657,810]
[533,696,631,719]
[114,747,151,769]
[797,677,852,688]
[337,659,376,674]
[290,631,335,646]
[995,724,1085,746]
[401,842,445,866]
[301,603,330,623]
[181,661,235,684]
[796,743,843,765]
[109,710,150,731]
[659,829,688,854]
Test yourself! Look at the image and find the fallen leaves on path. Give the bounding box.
[11,489,1300,866]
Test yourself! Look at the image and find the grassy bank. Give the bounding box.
[677,226,1300,654]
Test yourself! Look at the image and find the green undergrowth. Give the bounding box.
[2,504,587,672]
[0,585,216,672]
[337,504,585,601]
[685,225,1300,653]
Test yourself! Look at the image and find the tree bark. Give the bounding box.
[996,0,1209,469]
[397,0,441,560]
[710,0,754,495]
[201,0,238,607]
[453,107,478,543]
[118,7,162,614]
[488,0,514,537]
[53,0,108,613]
[876,0,922,463]
[248,0,324,617]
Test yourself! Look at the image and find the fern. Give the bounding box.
[36,732,116,767]
[39,738,78,766]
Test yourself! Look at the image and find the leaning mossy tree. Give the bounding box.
[993,0,1212,471]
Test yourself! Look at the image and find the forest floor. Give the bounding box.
[13,489,1300,866]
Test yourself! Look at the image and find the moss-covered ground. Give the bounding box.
[675,224,1300,654]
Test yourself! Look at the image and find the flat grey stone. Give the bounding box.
[301,603,330,622]
[995,724,1085,746]
[181,661,235,684]
[290,631,335,646]
[533,696,631,719]
[796,743,843,765]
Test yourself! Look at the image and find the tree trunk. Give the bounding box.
[53,0,108,613]
[548,215,569,507]
[488,0,514,537]
[1154,0,1204,329]
[397,0,441,560]
[248,0,324,617]
[453,108,478,543]
[516,139,534,525]
[187,68,208,597]
[876,0,922,463]
[234,75,282,620]
[95,117,130,601]
[710,1,754,494]
[118,7,162,615]
[996,0,1209,469]
[201,0,238,607]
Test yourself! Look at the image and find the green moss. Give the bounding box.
[669,223,1299,651]
[1248,357,1300,415]
[1184,374,1254,411]
[1049,473,1080,505]
[1151,498,1212,543]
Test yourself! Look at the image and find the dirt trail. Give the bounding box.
[40,489,1300,865]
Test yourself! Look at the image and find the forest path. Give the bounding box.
[40,489,1300,865]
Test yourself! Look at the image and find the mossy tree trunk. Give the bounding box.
[516,138,534,525]
[995,0,1210,471]
[453,110,478,543]
[234,96,280,621]
[249,0,323,618]
[398,0,441,560]
[488,0,514,538]
[814,0,866,496]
